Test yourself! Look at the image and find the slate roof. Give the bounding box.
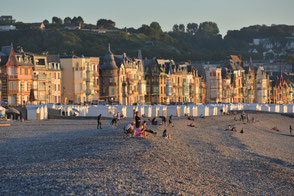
[99,45,118,70]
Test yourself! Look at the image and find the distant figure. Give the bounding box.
[162,129,170,139]
[135,111,141,128]
[290,125,292,135]
[272,127,279,132]
[226,125,237,132]
[111,117,118,128]
[143,121,157,135]
[188,122,195,127]
[125,122,135,136]
[134,125,147,137]
[148,117,158,125]
[159,116,167,126]
[246,114,250,123]
[240,128,244,134]
[97,114,102,129]
[251,117,255,123]
[200,114,205,118]
[188,116,194,121]
[168,115,174,127]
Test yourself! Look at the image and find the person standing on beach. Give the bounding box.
[135,111,141,128]
[290,125,292,135]
[159,116,167,126]
[168,115,174,127]
[97,114,102,129]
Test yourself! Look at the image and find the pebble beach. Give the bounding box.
[0,113,294,195]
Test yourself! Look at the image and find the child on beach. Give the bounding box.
[162,129,170,139]
[125,122,135,135]
[134,125,147,137]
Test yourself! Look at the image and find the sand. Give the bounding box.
[0,113,293,195]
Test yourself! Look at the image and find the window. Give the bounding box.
[75,71,82,78]
[76,62,79,69]
[10,67,15,75]
[109,86,116,96]
[109,78,114,83]
[25,68,28,75]
[19,68,22,75]
[58,73,61,79]
[54,73,57,79]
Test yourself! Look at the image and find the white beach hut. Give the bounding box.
[287,104,294,113]
[152,105,160,117]
[198,105,209,116]
[280,105,288,113]
[126,106,135,118]
[190,105,198,116]
[159,105,167,117]
[26,105,38,120]
[144,105,152,117]
[167,106,178,117]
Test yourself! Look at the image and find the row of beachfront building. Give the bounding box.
[0,44,293,106]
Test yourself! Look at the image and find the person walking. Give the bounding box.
[97,114,102,129]
[290,125,292,135]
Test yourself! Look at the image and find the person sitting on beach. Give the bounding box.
[142,121,157,135]
[188,122,195,127]
[168,115,174,127]
[200,114,205,119]
[162,129,170,139]
[188,116,194,121]
[272,127,279,132]
[290,125,292,135]
[226,125,237,132]
[159,116,167,126]
[148,117,158,125]
[133,125,147,137]
[125,122,135,135]
[240,128,244,134]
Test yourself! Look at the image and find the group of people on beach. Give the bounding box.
[97,111,173,139]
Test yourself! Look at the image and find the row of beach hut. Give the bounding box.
[23,103,294,120]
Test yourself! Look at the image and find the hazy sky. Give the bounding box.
[1,0,293,35]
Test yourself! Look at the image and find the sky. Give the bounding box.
[1,0,294,36]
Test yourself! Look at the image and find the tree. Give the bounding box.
[179,24,185,32]
[199,22,219,35]
[96,19,116,29]
[187,23,198,35]
[77,16,84,24]
[43,19,49,25]
[64,17,72,24]
[52,17,62,25]
[150,21,162,32]
[172,24,179,32]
